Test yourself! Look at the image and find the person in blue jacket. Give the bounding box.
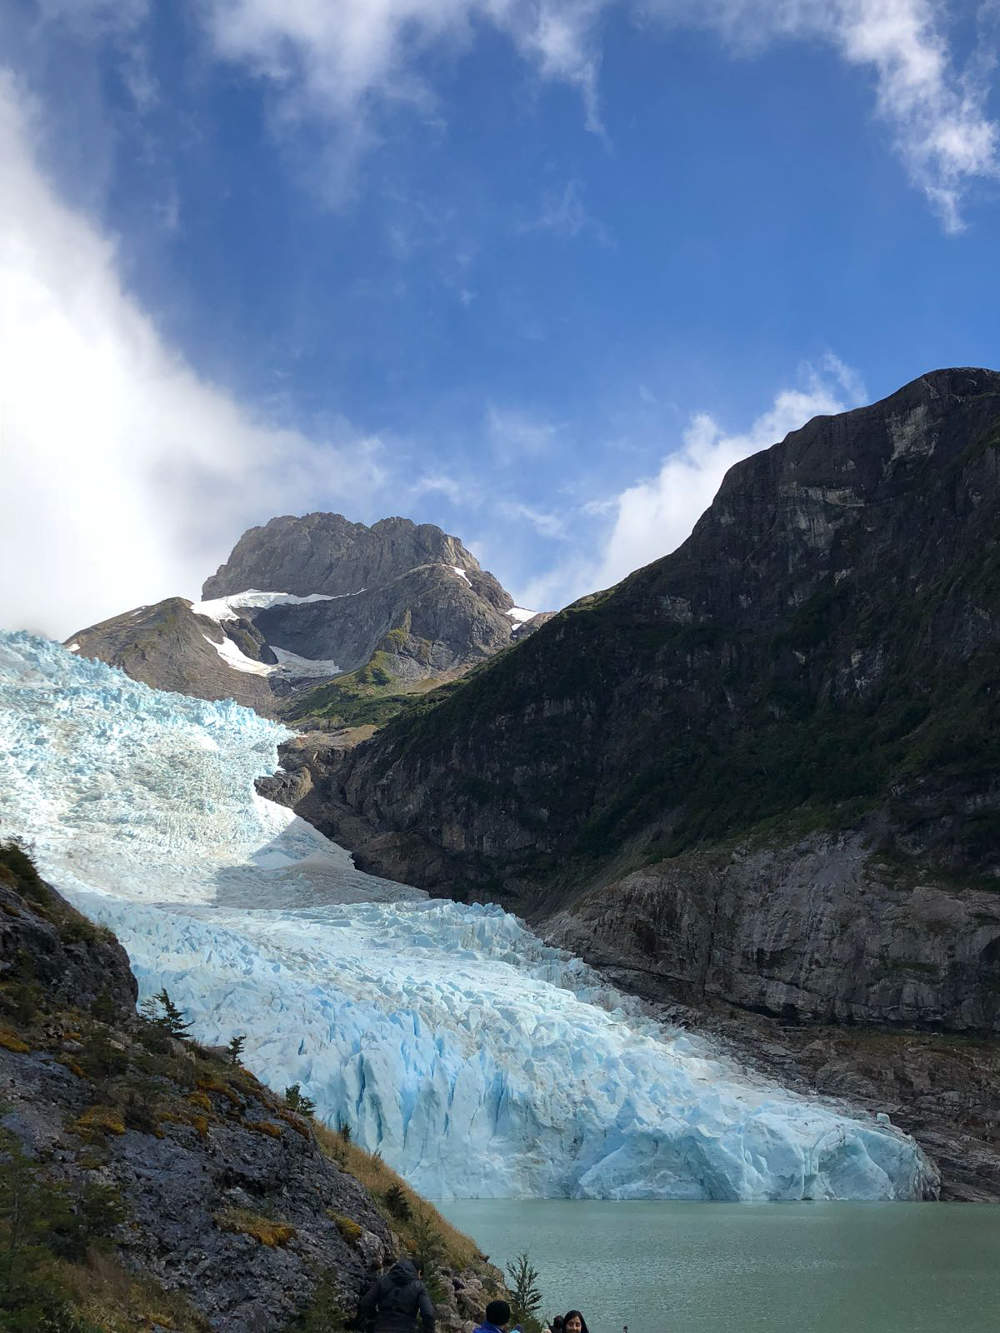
[474,1298,511,1332]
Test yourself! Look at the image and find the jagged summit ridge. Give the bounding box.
[202,512,510,608]
[67,512,548,721]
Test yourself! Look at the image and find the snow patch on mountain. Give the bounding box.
[0,631,935,1201]
[271,647,344,677]
[191,589,339,623]
[202,633,278,676]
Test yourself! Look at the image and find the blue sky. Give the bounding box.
[2,0,999,636]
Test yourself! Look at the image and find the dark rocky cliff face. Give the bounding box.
[297,368,1000,1034]
[0,845,503,1329]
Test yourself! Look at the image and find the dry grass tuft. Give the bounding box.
[277,1107,312,1138]
[330,1212,363,1244]
[247,1119,283,1139]
[74,1105,126,1137]
[216,1206,295,1248]
[62,1249,213,1331]
[314,1125,480,1270]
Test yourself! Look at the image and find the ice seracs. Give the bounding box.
[0,630,937,1202]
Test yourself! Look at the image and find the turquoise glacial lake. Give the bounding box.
[439,1199,1000,1333]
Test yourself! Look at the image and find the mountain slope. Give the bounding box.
[68,515,547,722]
[295,368,1000,1031]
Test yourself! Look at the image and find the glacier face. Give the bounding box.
[0,631,934,1201]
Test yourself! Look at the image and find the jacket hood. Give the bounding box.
[389,1259,419,1285]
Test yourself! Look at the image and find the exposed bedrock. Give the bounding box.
[541,831,1000,1032]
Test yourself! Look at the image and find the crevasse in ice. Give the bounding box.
[0,631,934,1200]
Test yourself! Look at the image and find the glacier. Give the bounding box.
[0,630,935,1200]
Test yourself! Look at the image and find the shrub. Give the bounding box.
[89,988,116,1025]
[2,980,42,1027]
[140,989,191,1038]
[79,1028,128,1079]
[506,1251,544,1330]
[284,1083,316,1116]
[409,1206,447,1302]
[122,1091,160,1136]
[293,1271,351,1332]
[383,1183,411,1220]
[73,1106,126,1138]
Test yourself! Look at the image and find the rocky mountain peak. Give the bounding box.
[68,512,547,729]
[202,511,509,609]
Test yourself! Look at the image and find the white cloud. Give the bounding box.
[499,501,569,539]
[519,178,612,243]
[199,0,606,200]
[487,403,564,461]
[643,0,999,230]
[0,72,387,639]
[513,357,868,609]
[196,0,997,226]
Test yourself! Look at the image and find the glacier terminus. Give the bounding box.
[0,631,936,1201]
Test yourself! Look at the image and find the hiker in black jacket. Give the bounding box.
[357,1257,435,1333]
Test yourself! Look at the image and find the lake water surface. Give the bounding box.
[439,1200,1000,1333]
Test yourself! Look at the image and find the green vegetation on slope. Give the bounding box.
[284,650,443,729]
[353,409,1000,887]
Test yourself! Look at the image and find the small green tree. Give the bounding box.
[284,1084,316,1117]
[227,1034,246,1066]
[506,1252,543,1331]
[409,1206,447,1303]
[140,988,191,1038]
[90,986,116,1025]
[383,1183,411,1220]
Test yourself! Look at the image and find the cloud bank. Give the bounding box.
[0,72,386,639]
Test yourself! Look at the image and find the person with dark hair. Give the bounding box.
[563,1311,590,1333]
[473,1298,511,1332]
[357,1257,435,1333]
[549,1316,564,1333]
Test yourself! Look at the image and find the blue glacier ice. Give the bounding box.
[0,630,936,1200]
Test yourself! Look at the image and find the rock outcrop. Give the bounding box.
[0,843,504,1330]
[203,512,509,607]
